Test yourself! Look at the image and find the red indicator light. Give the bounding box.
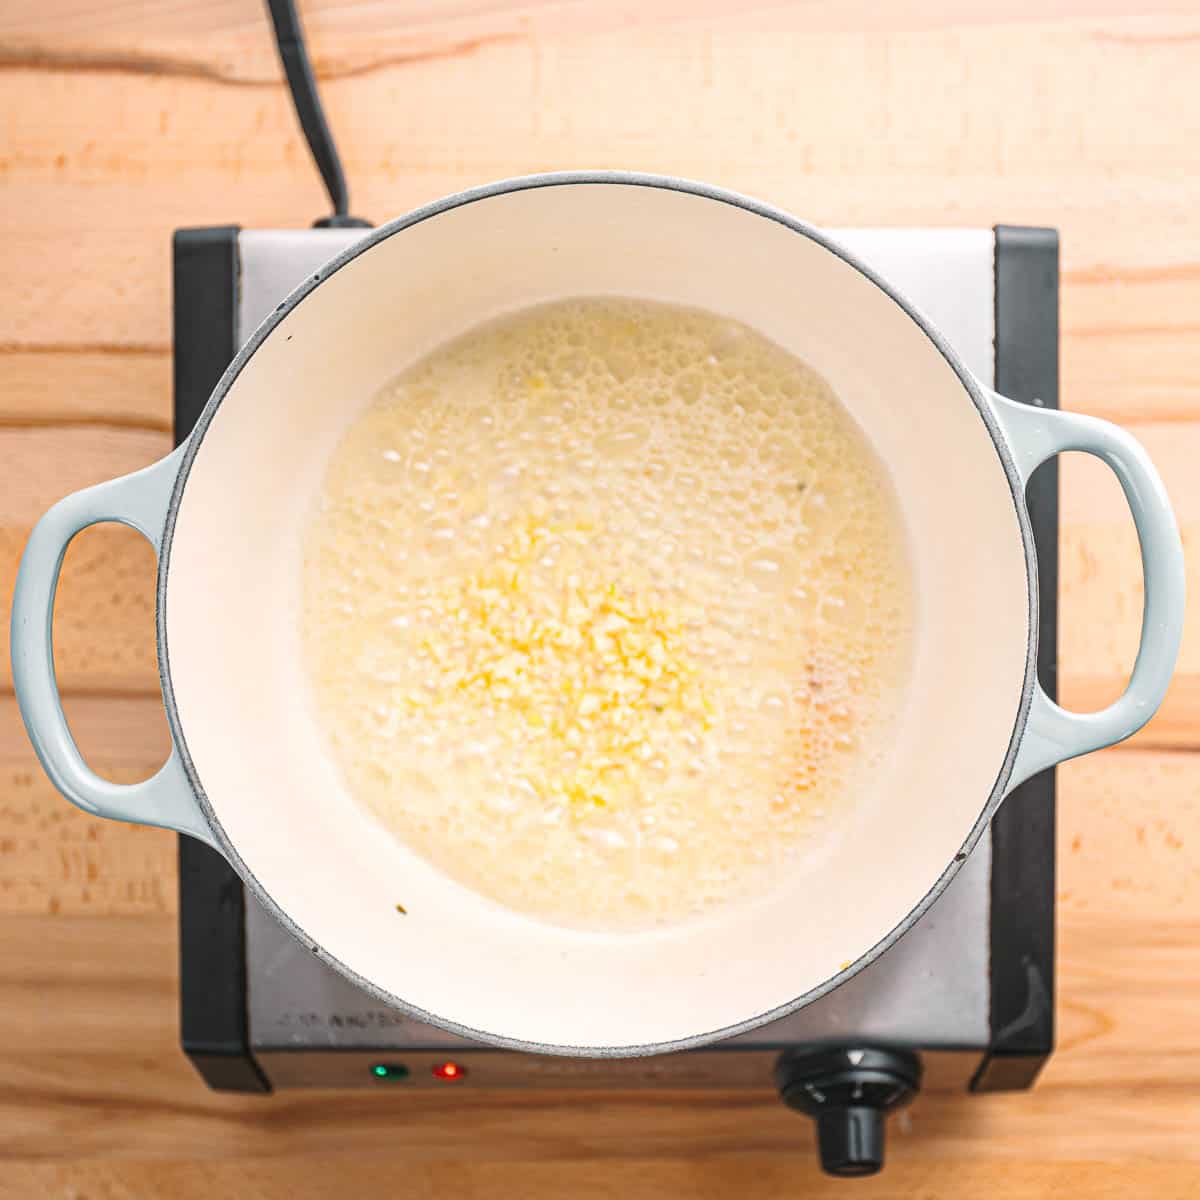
[432,1060,466,1081]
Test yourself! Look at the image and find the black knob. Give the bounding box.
[814,1106,885,1177]
[775,1046,922,1178]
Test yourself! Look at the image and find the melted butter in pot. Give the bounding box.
[302,298,915,930]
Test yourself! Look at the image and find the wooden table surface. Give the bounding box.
[2,1,1199,1196]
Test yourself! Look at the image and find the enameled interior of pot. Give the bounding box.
[164,181,1030,1051]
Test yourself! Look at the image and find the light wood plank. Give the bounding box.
[1055,749,1200,924]
[0,522,159,695]
[5,0,1200,41]
[0,695,171,765]
[1056,424,1200,746]
[0,347,170,431]
[0,916,179,1058]
[3,427,168,528]
[0,697,175,916]
[1062,325,1200,426]
[0,427,166,694]
[1,1159,1198,1200]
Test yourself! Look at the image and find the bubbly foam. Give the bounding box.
[302,298,915,930]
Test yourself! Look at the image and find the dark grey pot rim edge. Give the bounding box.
[156,170,1038,1060]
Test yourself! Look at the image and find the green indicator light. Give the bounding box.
[370,1062,409,1080]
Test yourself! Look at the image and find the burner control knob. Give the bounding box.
[775,1046,922,1177]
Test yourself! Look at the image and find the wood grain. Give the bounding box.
[2,1161,1199,1200]
[0,696,173,916]
[2,0,1198,1195]
[0,346,170,431]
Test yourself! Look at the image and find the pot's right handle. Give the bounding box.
[990,392,1185,791]
[9,447,216,846]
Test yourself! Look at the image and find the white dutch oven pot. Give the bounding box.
[11,175,1185,1055]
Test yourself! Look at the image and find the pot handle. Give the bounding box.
[990,392,1185,791]
[9,447,216,846]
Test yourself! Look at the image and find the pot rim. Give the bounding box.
[156,170,1039,1058]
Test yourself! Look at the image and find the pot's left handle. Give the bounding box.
[990,392,1185,792]
[10,448,216,846]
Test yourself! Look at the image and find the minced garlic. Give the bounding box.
[406,515,713,812]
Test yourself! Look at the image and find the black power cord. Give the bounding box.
[265,0,371,228]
